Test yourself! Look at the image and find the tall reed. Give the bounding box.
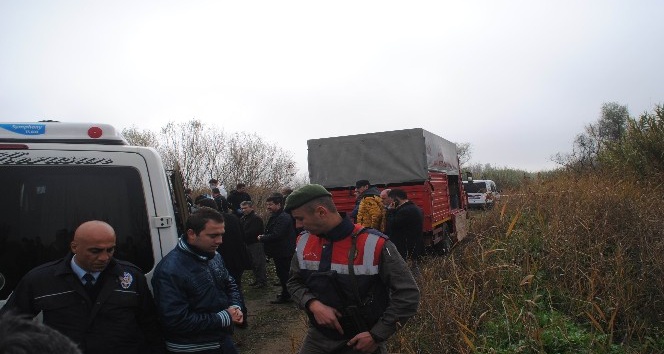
[390,172,664,353]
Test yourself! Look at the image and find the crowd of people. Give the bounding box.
[0,179,423,354]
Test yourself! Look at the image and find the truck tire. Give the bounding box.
[434,224,452,256]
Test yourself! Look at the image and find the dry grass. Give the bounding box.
[390,172,664,353]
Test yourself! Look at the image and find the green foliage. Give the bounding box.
[555,102,630,172]
[599,104,664,176]
[557,102,664,179]
[479,304,623,353]
[463,163,539,191]
[599,102,629,142]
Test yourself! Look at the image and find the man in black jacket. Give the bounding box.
[212,187,230,213]
[386,189,425,261]
[1,220,164,354]
[227,183,251,217]
[257,194,295,304]
[240,200,266,288]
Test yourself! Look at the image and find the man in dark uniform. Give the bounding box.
[286,184,420,354]
[385,188,425,261]
[1,220,164,354]
[240,200,267,288]
[258,194,296,304]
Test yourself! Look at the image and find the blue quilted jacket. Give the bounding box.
[151,238,243,352]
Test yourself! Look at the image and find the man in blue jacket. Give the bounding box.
[152,207,244,354]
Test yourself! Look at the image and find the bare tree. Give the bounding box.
[158,119,215,189]
[154,119,297,194]
[220,132,297,191]
[455,142,472,167]
[121,126,160,148]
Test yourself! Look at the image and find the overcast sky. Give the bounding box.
[2,1,663,175]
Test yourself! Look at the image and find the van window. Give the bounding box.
[0,166,154,300]
[464,182,487,193]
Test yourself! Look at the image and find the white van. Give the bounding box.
[0,122,186,307]
[463,179,500,209]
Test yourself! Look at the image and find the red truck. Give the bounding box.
[307,128,468,254]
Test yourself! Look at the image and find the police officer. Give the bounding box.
[1,220,164,354]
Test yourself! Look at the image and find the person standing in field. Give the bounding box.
[212,187,231,213]
[240,200,267,288]
[209,178,228,198]
[379,188,392,234]
[285,184,420,354]
[227,183,252,217]
[151,207,244,354]
[385,188,425,262]
[355,180,384,230]
[258,194,296,304]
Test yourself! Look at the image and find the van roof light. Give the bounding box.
[0,122,127,145]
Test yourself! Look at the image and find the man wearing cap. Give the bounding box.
[285,184,420,354]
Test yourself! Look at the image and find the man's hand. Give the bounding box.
[347,331,379,353]
[307,300,344,335]
[227,307,244,325]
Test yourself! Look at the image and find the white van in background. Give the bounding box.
[0,122,187,307]
[463,179,500,209]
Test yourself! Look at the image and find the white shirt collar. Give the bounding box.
[70,255,101,283]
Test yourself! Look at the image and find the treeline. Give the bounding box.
[556,102,664,177]
[390,103,664,353]
[122,119,306,205]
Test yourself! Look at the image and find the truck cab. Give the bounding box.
[0,122,184,307]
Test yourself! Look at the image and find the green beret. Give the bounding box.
[284,184,332,212]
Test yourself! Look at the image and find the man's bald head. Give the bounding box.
[71,221,116,273]
[380,189,392,207]
[73,221,115,242]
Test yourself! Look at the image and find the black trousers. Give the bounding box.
[273,255,292,298]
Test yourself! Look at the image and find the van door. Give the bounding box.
[0,149,165,302]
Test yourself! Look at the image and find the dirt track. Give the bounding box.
[233,273,307,353]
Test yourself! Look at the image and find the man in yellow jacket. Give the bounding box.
[355,180,384,231]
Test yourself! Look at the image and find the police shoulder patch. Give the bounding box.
[119,272,134,289]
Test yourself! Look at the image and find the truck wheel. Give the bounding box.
[434,224,452,256]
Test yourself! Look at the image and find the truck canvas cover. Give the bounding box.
[308,128,459,188]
